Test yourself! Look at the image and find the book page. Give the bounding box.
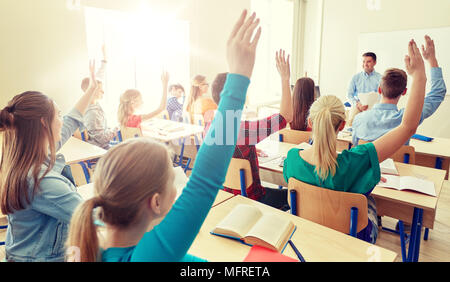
[213,204,263,239]
[378,174,401,189]
[244,213,293,251]
[380,158,399,175]
[400,176,436,197]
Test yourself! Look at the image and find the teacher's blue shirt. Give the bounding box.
[347,71,382,105]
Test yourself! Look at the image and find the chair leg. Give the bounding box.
[398,220,407,262]
[289,190,297,216]
[424,228,429,241]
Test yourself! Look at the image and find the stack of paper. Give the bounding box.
[358,92,380,109]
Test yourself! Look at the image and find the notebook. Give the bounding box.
[380,158,399,175]
[211,204,296,253]
[243,245,298,262]
[377,174,436,197]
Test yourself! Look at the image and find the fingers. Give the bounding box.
[244,17,260,42]
[228,10,248,42]
[404,55,411,72]
[237,12,256,40]
[250,26,262,49]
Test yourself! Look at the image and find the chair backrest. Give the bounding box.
[69,163,90,186]
[279,129,312,144]
[73,129,89,142]
[223,158,253,197]
[120,127,143,141]
[359,140,415,164]
[288,178,368,235]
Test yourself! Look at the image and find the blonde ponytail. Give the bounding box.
[118,90,141,127]
[309,96,346,180]
[66,197,101,262]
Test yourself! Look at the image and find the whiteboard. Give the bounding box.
[358,26,450,95]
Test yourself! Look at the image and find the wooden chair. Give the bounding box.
[288,178,368,237]
[118,127,142,141]
[279,129,312,144]
[69,163,91,186]
[359,140,416,164]
[223,158,253,197]
[73,128,89,142]
[0,213,7,246]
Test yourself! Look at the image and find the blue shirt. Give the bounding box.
[352,67,446,145]
[5,109,84,262]
[102,73,249,262]
[348,71,382,105]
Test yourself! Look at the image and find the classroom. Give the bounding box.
[0,0,449,268]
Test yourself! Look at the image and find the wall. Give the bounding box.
[0,0,250,113]
[316,0,450,137]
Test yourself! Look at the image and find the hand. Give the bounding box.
[256,148,268,158]
[161,71,170,86]
[380,176,387,183]
[276,49,290,81]
[227,10,262,79]
[356,101,368,112]
[421,35,438,67]
[102,44,107,61]
[404,39,426,79]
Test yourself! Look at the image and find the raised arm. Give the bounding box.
[131,10,262,262]
[75,60,98,116]
[141,71,169,121]
[276,49,293,123]
[373,39,427,162]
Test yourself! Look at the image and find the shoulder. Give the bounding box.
[340,143,378,164]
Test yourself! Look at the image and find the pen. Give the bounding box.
[288,240,306,262]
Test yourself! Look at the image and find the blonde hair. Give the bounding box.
[66,138,173,262]
[309,95,346,180]
[186,75,206,118]
[118,89,141,127]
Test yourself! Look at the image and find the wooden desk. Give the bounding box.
[256,139,446,262]
[77,183,235,208]
[58,137,107,164]
[188,195,398,262]
[141,118,204,144]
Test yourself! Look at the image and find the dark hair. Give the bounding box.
[380,68,408,99]
[1,91,57,214]
[169,84,185,93]
[211,73,228,105]
[291,77,316,131]
[363,52,377,62]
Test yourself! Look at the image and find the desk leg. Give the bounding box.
[435,157,443,169]
[398,221,407,262]
[412,208,423,262]
[407,208,424,262]
[407,208,418,262]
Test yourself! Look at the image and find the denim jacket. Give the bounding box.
[5,109,84,262]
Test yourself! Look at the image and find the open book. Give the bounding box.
[378,174,436,197]
[380,158,399,175]
[211,204,296,253]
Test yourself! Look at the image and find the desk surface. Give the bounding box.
[188,195,397,262]
[141,118,204,143]
[58,137,107,164]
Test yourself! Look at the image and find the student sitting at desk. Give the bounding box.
[81,45,118,149]
[185,75,218,124]
[352,35,446,146]
[166,83,185,122]
[290,77,316,131]
[0,62,99,261]
[117,72,169,130]
[204,50,293,211]
[66,10,262,262]
[283,39,428,243]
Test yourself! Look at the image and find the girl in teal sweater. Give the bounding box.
[66,10,262,262]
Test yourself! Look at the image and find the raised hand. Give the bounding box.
[404,39,425,79]
[276,49,290,81]
[226,10,262,79]
[88,60,98,91]
[161,71,170,86]
[421,35,438,67]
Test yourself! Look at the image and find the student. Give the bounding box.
[205,49,293,211]
[283,39,428,244]
[352,35,446,146]
[66,9,262,262]
[0,62,99,261]
[185,75,218,124]
[347,52,382,125]
[166,83,185,122]
[290,77,316,131]
[81,45,118,149]
[117,72,169,129]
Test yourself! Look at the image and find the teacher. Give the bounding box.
[347,52,382,124]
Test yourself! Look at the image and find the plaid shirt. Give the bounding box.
[205,113,287,201]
